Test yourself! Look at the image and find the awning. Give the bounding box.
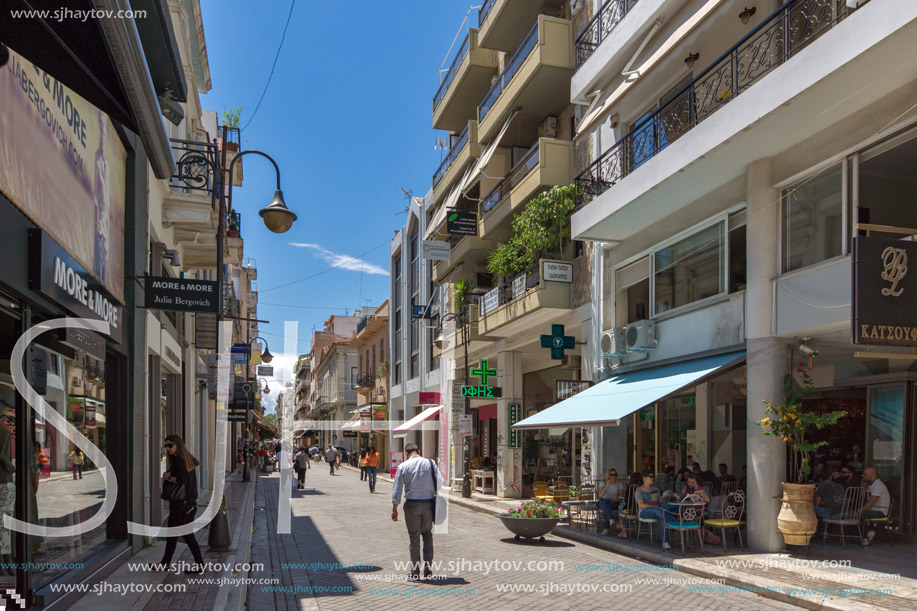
[424,165,473,241]
[393,405,443,438]
[513,351,745,429]
[462,109,519,194]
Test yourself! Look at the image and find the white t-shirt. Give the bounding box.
[866,478,891,515]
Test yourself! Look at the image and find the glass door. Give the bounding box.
[866,384,905,528]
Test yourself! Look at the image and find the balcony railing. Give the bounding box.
[479,0,496,27]
[433,34,470,111]
[478,21,539,122]
[169,138,221,204]
[356,315,374,334]
[481,141,541,214]
[575,0,640,69]
[574,0,865,210]
[433,124,470,187]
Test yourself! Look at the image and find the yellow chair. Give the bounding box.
[533,481,552,501]
[862,498,894,545]
[704,490,745,552]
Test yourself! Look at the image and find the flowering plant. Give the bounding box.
[506,499,560,518]
[758,361,846,482]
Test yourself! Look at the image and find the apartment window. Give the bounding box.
[782,163,843,273]
[654,221,725,315]
[372,345,377,374]
[351,367,358,388]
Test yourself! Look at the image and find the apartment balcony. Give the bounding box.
[432,307,493,359]
[477,15,574,145]
[164,138,221,270]
[478,259,574,338]
[431,235,499,283]
[433,29,499,132]
[572,0,913,242]
[432,121,480,203]
[478,0,567,52]
[479,138,572,240]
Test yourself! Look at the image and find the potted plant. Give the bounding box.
[494,499,562,542]
[221,106,243,151]
[378,361,388,376]
[226,211,241,237]
[758,360,846,545]
[452,279,470,312]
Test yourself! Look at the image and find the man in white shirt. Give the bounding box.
[858,466,891,546]
[391,442,441,580]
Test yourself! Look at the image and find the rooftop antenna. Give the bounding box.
[395,188,413,215]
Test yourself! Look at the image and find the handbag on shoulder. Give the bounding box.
[160,479,186,502]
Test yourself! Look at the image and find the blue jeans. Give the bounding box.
[860,509,885,533]
[366,466,377,492]
[639,507,669,543]
[597,498,617,529]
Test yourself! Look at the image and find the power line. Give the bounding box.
[260,303,350,310]
[241,0,297,132]
[260,239,391,293]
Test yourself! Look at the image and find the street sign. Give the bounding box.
[542,260,573,283]
[508,403,521,449]
[144,276,219,312]
[421,240,451,261]
[446,210,477,236]
[412,305,434,319]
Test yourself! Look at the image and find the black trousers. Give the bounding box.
[161,501,205,566]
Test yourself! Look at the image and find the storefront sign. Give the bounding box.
[390,451,404,478]
[543,260,573,283]
[342,430,357,438]
[195,314,218,350]
[232,381,253,412]
[360,409,372,433]
[85,402,97,428]
[144,276,219,313]
[227,411,248,422]
[207,354,233,401]
[421,240,451,261]
[67,397,84,424]
[419,392,441,405]
[540,323,575,360]
[372,405,388,430]
[446,210,477,236]
[2,49,127,302]
[438,409,449,482]
[461,386,502,397]
[257,365,273,377]
[458,415,472,436]
[60,326,106,360]
[508,403,521,449]
[853,236,917,346]
[28,229,123,343]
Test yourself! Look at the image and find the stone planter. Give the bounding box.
[494,514,559,542]
[777,482,817,545]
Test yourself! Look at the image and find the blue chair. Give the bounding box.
[664,494,706,555]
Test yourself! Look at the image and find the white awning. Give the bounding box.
[462,109,519,194]
[424,166,473,241]
[393,405,443,438]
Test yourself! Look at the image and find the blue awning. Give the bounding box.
[513,351,745,429]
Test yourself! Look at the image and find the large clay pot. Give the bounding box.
[777,482,817,545]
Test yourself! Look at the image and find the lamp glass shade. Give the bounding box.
[433,331,445,349]
[263,386,270,394]
[261,348,274,364]
[259,189,297,233]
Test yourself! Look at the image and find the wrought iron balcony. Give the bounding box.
[478,21,539,122]
[575,0,640,70]
[481,142,541,214]
[433,34,470,111]
[168,138,221,204]
[433,124,470,188]
[575,0,866,210]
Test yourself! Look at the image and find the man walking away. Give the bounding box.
[365,445,380,493]
[391,442,442,580]
[293,447,311,489]
[325,445,339,475]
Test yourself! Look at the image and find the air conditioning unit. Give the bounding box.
[625,320,657,352]
[600,328,626,357]
[469,271,494,295]
[538,116,558,138]
[561,355,581,370]
[72,377,81,387]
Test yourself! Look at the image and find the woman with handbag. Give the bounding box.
[158,434,205,573]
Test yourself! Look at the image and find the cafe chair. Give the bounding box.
[861,498,894,546]
[721,481,739,495]
[704,492,745,552]
[823,486,866,548]
[533,481,552,502]
[621,484,639,536]
[577,484,602,532]
[553,481,570,506]
[664,494,706,555]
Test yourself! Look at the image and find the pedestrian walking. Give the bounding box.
[68,447,84,479]
[365,445,380,493]
[324,445,339,475]
[359,448,367,481]
[157,434,205,573]
[293,446,311,489]
[391,442,442,580]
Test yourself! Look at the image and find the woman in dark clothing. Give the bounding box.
[158,434,205,573]
[701,469,723,496]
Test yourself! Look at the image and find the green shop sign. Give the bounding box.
[461,385,502,398]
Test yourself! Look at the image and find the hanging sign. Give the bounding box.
[144,276,219,313]
[421,240,451,261]
[853,236,917,346]
[540,323,575,360]
[458,415,472,436]
[508,403,521,449]
[446,210,477,236]
[257,365,273,377]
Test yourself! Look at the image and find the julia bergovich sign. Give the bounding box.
[144,276,219,313]
[853,236,917,346]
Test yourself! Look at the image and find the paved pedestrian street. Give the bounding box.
[247,468,796,611]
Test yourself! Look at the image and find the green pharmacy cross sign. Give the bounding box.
[471,360,498,385]
[541,324,575,360]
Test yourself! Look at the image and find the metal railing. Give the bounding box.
[169,138,221,205]
[574,0,865,210]
[479,0,496,27]
[575,0,640,69]
[478,21,539,122]
[434,34,470,111]
[433,124,470,187]
[481,141,541,214]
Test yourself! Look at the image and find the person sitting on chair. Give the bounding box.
[857,466,891,546]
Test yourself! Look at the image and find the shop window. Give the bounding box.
[653,221,725,315]
[782,163,843,273]
[614,256,649,327]
[857,130,917,230]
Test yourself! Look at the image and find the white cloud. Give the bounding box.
[290,243,389,276]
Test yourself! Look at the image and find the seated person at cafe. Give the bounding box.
[813,470,844,534]
[839,466,862,489]
[858,466,891,546]
[664,472,709,504]
[691,463,703,477]
[718,463,737,484]
[597,469,622,536]
[635,470,671,550]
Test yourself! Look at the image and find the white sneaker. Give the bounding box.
[863,531,875,546]
[600,529,609,536]
[663,542,672,550]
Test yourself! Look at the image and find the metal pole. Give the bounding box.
[461,309,472,497]
[217,125,229,476]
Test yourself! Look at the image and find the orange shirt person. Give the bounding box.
[364,447,380,493]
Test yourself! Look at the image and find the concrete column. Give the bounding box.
[695,383,711,470]
[496,350,523,498]
[745,157,787,552]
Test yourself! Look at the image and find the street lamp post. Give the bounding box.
[436,310,471,498]
[216,125,295,484]
[243,335,273,482]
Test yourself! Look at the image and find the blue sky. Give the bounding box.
[200,0,477,405]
